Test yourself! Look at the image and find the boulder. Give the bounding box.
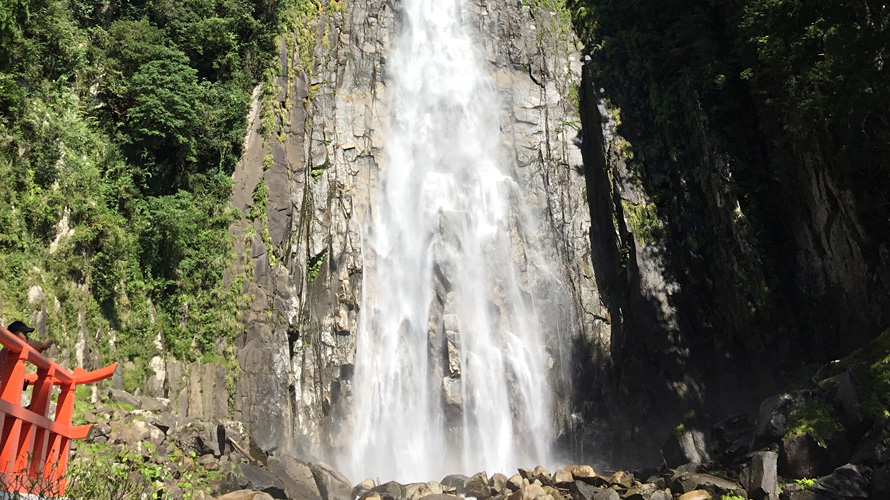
[309,461,352,500]
[218,491,275,500]
[568,466,606,487]
[352,479,376,499]
[164,484,184,499]
[622,483,656,500]
[109,418,165,449]
[663,429,713,468]
[871,463,890,499]
[740,451,778,500]
[778,482,830,500]
[712,414,754,465]
[157,411,175,434]
[405,483,433,500]
[678,491,711,500]
[755,394,796,443]
[507,474,525,491]
[465,472,491,499]
[88,422,112,439]
[533,466,552,486]
[607,471,632,489]
[441,474,468,492]
[568,480,600,500]
[648,492,671,500]
[418,495,460,500]
[266,455,323,500]
[199,453,220,471]
[228,463,286,498]
[552,468,574,486]
[109,388,141,409]
[671,472,746,499]
[170,421,219,457]
[138,395,172,413]
[491,473,508,493]
[850,418,890,464]
[219,420,267,465]
[542,486,563,500]
[371,481,405,500]
[506,484,548,500]
[568,465,596,480]
[835,371,867,435]
[780,434,830,479]
[591,489,618,500]
[812,464,870,499]
[426,481,444,495]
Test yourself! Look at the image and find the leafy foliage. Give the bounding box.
[784,403,844,447]
[566,0,890,367]
[0,0,301,372]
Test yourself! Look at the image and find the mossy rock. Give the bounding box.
[784,402,844,448]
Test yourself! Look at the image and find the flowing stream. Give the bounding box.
[347,0,567,483]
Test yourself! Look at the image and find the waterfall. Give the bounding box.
[346,0,567,483]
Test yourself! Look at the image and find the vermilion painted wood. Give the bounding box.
[0,326,116,496]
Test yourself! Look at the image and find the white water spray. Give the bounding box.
[347,0,568,483]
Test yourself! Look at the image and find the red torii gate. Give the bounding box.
[0,325,116,496]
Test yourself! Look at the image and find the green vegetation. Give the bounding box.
[621,201,662,247]
[65,442,222,499]
[784,403,844,448]
[0,0,327,375]
[566,0,890,369]
[822,328,890,424]
[721,494,746,500]
[795,477,818,491]
[811,328,890,425]
[307,250,326,283]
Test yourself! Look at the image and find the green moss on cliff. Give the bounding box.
[621,201,662,247]
[784,403,844,448]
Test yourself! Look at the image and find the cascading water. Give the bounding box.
[347,0,569,483]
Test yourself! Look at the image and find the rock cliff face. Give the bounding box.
[222,0,890,473]
[227,0,604,467]
[572,14,890,468]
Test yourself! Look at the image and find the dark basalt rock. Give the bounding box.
[310,462,353,500]
[670,471,746,499]
[812,464,870,500]
[663,429,713,468]
[228,463,287,498]
[740,451,778,500]
[440,474,469,492]
[871,463,890,499]
[591,488,618,500]
[713,414,754,466]
[569,480,601,500]
[267,455,323,500]
[371,481,405,500]
[780,434,831,479]
[465,471,492,499]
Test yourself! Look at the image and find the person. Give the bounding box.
[0,320,54,387]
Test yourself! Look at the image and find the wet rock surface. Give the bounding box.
[220,0,601,466]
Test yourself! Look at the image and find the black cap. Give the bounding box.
[7,321,35,335]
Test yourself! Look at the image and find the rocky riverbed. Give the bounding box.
[72,354,888,500]
[62,330,890,500]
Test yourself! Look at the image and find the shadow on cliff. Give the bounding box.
[564,61,725,468]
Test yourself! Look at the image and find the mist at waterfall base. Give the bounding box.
[344,0,573,483]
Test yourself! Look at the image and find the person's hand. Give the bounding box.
[29,338,53,353]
